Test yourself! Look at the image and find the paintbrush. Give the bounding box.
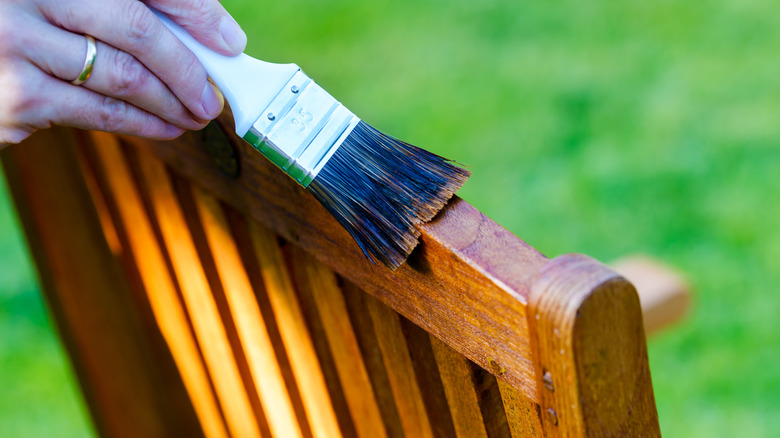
[154,10,470,269]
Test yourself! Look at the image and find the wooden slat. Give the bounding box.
[341,282,404,437]
[190,186,303,438]
[529,254,661,437]
[287,244,388,438]
[429,335,489,438]
[496,380,544,438]
[284,241,358,438]
[124,119,548,400]
[430,337,514,437]
[364,294,435,438]
[244,220,342,438]
[77,144,122,257]
[132,146,262,437]
[1,129,201,437]
[83,131,228,438]
[398,318,458,438]
[470,367,512,437]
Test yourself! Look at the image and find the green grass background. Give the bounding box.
[2,0,779,436]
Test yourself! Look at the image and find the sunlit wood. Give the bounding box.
[247,221,342,438]
[192,187,303,438]
[134,147,262,437]
[88,132,228,438]
[430,335,489,438]
[288,246,388,438]
[365,294,434,438]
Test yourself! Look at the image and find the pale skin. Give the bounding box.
[0,0,248,148]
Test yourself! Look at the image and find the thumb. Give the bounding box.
[145,0,247,56]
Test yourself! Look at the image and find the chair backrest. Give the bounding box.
[1,118,660,437]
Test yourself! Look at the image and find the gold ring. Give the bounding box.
[71,35,97,85]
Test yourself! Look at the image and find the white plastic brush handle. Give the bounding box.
[152,9,300,137]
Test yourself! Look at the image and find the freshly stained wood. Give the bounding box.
[470,365,512,438]
[83,131,229,438]
[191,186,303,438]
[132,146,261,437]
[287,245,389,438]
[497,380,544,438]
[365,293,435,438]
[124,119,548,400]
[1,129,204,438]
[529,254,661,437]
[7,124,663,438]
[429,335,488,438]
[398,318,458,438]
[341,282,405,437]
[245,220,342,438]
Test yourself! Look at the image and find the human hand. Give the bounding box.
[0,0,248,148]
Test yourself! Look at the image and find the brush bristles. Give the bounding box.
[307,121,470,269]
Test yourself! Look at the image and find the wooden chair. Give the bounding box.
[2,117,671,437]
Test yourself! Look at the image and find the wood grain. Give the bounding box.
[1,129,203,438]
[245,220,342,438]
[398,317,458,438]
[123,118,548,400]
[365,293,435,438]
[497,380,544,438]
[429,335,489,438]
[287,244,389,438]
[132,146,261,437]
[190,185,303,438]
[529,254,661,437]
[83,131,229,438]
[341,282,405,438]
[6,124,665,438]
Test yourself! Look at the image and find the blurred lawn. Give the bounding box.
[2,0,779,436]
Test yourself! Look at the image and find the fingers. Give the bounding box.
[43,74,186,140]
[26,22,207,131]
[145,0,247,55]
[39,0,223,121]
[2,64,184,142]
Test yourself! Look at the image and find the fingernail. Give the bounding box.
[219,15,247,54]
[202,82,224,119]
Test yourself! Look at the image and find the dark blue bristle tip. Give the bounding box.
[307,121,470,269]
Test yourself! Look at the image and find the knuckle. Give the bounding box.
[175,54,206,98]
[98,97,129,133]
[191,0,221,27]
[9,71,44,115]
[172,0,219,27]
[123,2,157,47]
[0,4,29,56]
[179,53,203,81]
[0,66,47,145]
[109,51,146,96]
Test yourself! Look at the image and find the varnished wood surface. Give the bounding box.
[4,124,662,437]
[84,131,232,437]
[529,254,661,437]
[243,220,342,438]
[133,136,265,437]
[1,128,207,437]
[123,117,548,400]
[288,245,388,438]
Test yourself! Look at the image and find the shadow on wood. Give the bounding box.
[2,120,662,437]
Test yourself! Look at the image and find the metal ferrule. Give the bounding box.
[242,70,361,187]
